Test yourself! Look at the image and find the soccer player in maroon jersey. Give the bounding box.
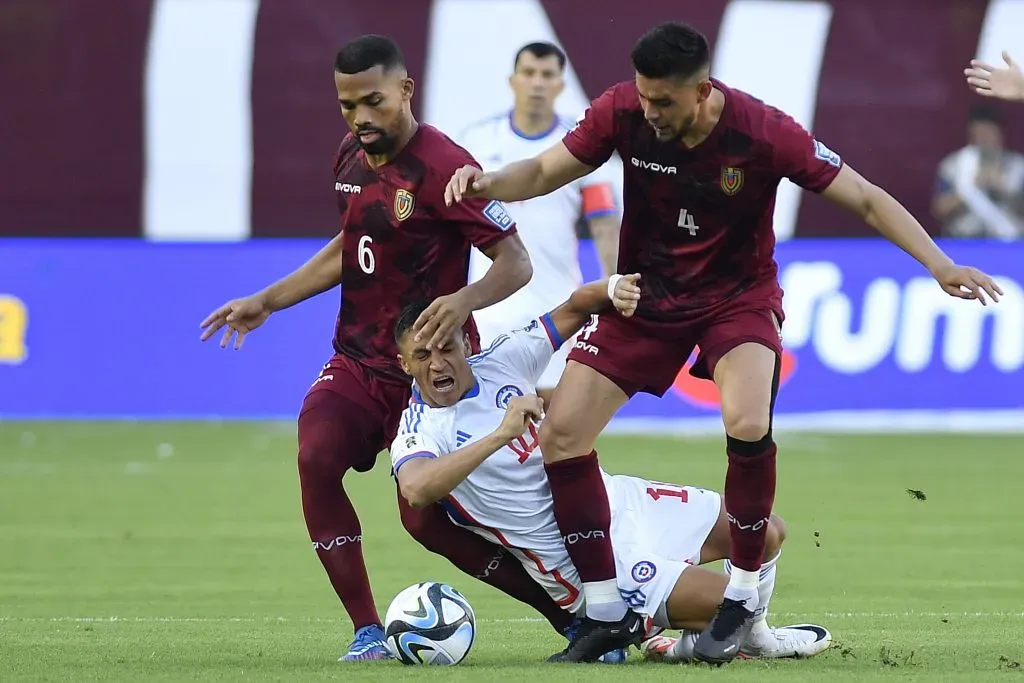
[445,22,1003,664]
[199,35,578,662]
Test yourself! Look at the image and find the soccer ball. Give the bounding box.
[384,582,476,665]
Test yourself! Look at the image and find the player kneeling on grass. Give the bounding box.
[388,275,831,663]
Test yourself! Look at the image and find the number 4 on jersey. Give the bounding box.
[678,209,700,236]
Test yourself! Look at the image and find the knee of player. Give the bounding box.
[722,411,771,443]
[296,434,348,482]
[537,419,577,461]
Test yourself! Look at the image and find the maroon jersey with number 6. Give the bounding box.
[562,79,842,322]
[332,124,518,383]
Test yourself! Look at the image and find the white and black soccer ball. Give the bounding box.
[384,582,476,665]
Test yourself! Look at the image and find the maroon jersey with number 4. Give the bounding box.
[332,124,517,383]
[562,79,843,322]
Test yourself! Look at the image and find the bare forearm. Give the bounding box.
[401,433,508,507]
[259,233,344,312]
[484,158,557,201]
[459,244,532,311]
[547,279,612,339]
[866,187,953,273]
[588,214,620,277]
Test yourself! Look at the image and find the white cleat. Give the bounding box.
[741,623,832,659]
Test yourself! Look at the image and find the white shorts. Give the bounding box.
[474,302,573,390]
[488,473,721,623]
[607,475,722,627]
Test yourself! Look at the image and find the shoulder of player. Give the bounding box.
[608,81,640,111]
[333,133,361,173]
[716,81,814,156]
[398,396,447,435]
[457,112,509,142]
[415,124,485,179]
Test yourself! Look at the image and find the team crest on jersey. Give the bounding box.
[721,167,744,196]
[631,560,657,583]
[394,189,415,221]
[495,384,524,409]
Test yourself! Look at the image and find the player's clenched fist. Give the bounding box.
[496,395,544,441]
[610,273,642,318]
[200,294,272,350]
[445,165,492,205]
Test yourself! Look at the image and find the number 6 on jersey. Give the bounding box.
[358,235,375,274]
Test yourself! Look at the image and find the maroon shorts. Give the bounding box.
[566,280,784,397]
[300,353,411,470]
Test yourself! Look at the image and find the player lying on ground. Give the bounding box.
[445,21,1004,665]
[388,277,831,663]
[198,34,580,662]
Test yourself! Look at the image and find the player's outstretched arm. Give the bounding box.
[199,232,344,349]
[546,274,641,342]
[965,51,1024,101]
[396,396,544,507]
[444,143,594,205]
[821,165,1003,304]
[413,234,532,349]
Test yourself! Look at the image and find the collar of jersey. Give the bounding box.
[508,111,560,141]
[410,379,480,405]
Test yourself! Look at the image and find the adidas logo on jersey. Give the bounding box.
[456,430,472,447]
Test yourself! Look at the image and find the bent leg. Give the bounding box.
[663,565,729,631]
[539,360,628,622]
[397,490,572,634]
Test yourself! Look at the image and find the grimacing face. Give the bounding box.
[509,51,564,118]
[398,329,474,408]
[335,65,414,156]
[635,72,712,142]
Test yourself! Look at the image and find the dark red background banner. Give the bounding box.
[1,0,1018,238]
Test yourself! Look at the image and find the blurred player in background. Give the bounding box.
[199,35,578,662]
[458,42,620,399]
[446,21,1003,664]
[389,278,832,663]
[966,51,1024,102]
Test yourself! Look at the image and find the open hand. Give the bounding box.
[965,51,1024,102]
[200,294,271,350]
[413,292,472,350]
[932,264,1003,305]
[445,165,492,205]
[611,273,641,317]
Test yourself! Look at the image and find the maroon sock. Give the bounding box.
[544,451,616,582]
[724,435,778,572]
[298,393,381,631]
[399,493,573,634]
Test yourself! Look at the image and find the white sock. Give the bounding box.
[668,630,699,661]
[582,579,627,622]
[724,551,780,620]
[723,563,760,611]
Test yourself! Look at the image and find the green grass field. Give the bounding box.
[1,422,1022,681]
